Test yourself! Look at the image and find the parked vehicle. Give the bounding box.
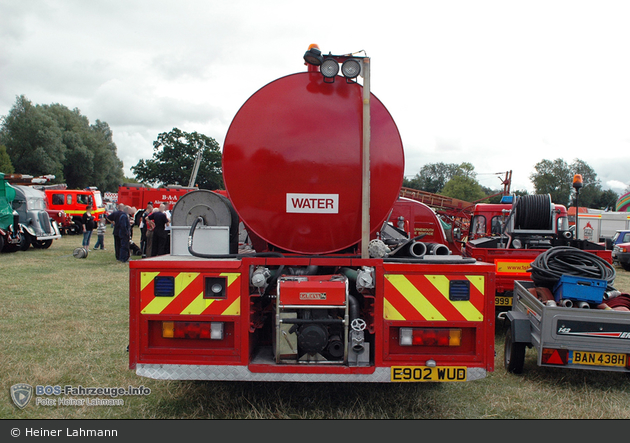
[0,173,28,252]
[10,184,61,249]
[463,195,611,313]
[128,45,496,384]
[501,278,629,375]
[611,230,630,271]
[44,187,105,234]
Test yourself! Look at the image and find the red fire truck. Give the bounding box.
[117,184,197,212]
[128,45,495,383]
[463,195,611,312]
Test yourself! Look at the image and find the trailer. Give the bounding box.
[501,274,630,375]
[128,45,496,383]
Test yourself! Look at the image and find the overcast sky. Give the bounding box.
[2,0,630,195]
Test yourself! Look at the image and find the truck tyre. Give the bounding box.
[622,263,630,272]
[504,328,526,374]
[33,239,53,249]
[18,232,30,251]
[0,235,4,252]
[69,221,82,235]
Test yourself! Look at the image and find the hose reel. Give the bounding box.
[508,194,555,234]
[170,190,239,255]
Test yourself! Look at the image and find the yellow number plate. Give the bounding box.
[570,351,627,367]
[391,366,467,382]
[495,296,513,306]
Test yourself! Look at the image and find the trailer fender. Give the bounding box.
[505,310,531,344]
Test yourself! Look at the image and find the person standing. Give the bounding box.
[81,204,95,250]
[145,208,158,257]
[139,202,153,258]
[93,214,106,250]
[118,206,132,263]
[107,203,125,260]
[148,203,170,256]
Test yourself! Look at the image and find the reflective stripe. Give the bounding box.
[384,274,485,322]
[140,271,240,316]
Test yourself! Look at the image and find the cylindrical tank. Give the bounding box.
[223,71,404,254]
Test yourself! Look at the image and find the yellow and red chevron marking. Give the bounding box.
[140,272,241,316]
[384,274,485,322]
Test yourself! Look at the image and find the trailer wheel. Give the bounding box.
[504,328,526,374]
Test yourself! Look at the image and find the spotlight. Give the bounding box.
[321,58,339,78]
[342,59,361,79]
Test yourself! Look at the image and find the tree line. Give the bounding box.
[404,160,620,210]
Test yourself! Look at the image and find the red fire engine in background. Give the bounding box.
[117,184,198,212]
[128,46,495,383]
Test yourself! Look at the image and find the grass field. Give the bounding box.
[2,229,629,419]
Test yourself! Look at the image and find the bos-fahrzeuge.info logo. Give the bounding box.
[10,383,151,409]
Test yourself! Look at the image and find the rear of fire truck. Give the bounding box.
[128,46,495,382]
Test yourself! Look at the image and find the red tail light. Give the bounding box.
[399,328,462,347]
[162,321,224,340]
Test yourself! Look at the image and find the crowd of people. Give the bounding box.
[80,201,171,263]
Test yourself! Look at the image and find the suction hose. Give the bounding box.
[528,246,617,291]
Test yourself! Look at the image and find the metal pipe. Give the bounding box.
[561,299,574,308]
[361,57,371,259]
[408,241,427,258]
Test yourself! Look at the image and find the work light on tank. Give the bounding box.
[303,44,323,66]
[321,58,339,78]
[342,58,361,79]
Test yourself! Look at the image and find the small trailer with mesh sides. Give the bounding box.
[500,247,630,374]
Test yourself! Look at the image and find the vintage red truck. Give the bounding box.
[128,45,496,383]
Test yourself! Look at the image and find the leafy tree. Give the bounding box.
[530,157,608,208]
[530,158,573,205]
[593,189,619,211]
[0,95,65,179]
[440,175,486,202]
[0,144,14,173]
[0,95,124,191]
[131,128,223,190]
[405,162,476,193]
[570,158,603,208]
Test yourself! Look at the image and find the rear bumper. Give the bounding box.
[136,363,488,382]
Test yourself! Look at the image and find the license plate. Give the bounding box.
[391,366,467,382]
[495,296,512,306]
[569,351,627,367]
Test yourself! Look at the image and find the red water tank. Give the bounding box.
[223,71,404,254]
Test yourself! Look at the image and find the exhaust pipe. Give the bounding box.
[577,301,590,309]
[561,299,573,308]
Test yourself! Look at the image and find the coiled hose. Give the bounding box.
[513,194,553,230]
[528,246,616,290]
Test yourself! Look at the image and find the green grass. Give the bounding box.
[1,231,629,419]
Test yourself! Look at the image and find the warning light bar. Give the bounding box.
[162,321,224,340]
[399,328,462,347]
